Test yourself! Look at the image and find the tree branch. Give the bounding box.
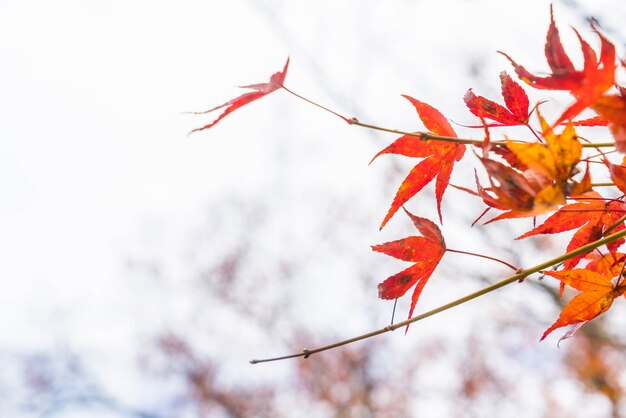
[250,228,626,364]
[281,85,616,148]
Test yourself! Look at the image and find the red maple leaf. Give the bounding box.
[464,72,530,126]
[517,194,626,270]
[500,6,616,125]
[373,210,446,329]
[372,96,465,228]
[191,58,289,133]
[541,269,626,342]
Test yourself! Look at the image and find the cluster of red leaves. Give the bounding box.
[195,7,626,342]
[371,8,626,340]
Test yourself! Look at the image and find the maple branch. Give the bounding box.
[250,227,626,364]
[281,85,353,123]
[446,248,519,271]
[352,120,613,147]
[281,85,616,148]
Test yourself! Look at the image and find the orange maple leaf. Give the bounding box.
[541,269,626,341]
[372,209,446,329]
[372,96,465,228]
[191,59,289,133]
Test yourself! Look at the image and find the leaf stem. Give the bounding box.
[446,248,519,271]
[350,120,481,145]
[524,122,544,143]
[281,85,352,123]
[250,227,626,364]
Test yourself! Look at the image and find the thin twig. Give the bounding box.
[446,248,519,271]
[592,183,616,187]
[281,85,352,123]
[603,214,626,237]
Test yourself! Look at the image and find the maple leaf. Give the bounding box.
[373,210,446,329]
[191,58,289,133]
[604,158,626,195]
[372,96,465,228]
[585,251,625,278]
[500,6,616,125]
[592,91,626,152]
[517,194,626,270]
[464,72,530,126]
[540,269,626,341]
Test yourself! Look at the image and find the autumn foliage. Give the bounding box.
[194,6,626,348]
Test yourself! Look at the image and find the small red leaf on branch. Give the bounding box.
[464,72,530,126]
[191,58,290,133]
[373,210,446,329]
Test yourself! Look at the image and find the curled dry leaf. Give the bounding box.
[191,58,290,133]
